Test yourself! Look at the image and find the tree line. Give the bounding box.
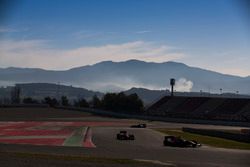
[8,85,144,113]
[21,92,144,114]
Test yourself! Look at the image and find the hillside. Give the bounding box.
[0,60,249,94]
[0,83,103,101]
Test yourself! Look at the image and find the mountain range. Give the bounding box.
[0,59,250,94]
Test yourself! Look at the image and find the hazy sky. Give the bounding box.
[0,0,249,76]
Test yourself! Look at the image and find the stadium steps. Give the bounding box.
[147,96,187,116]
[191,98,225,119]
[237,101,250,121]
[168,97,209,118]
[206,98,250,120]
[158,96,188,116]
[146,96,172,116]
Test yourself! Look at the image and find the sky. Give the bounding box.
[0,0,249,76]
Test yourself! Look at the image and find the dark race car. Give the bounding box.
[130,123,147,128]
[116,130,135,140]
[163,135,201,147]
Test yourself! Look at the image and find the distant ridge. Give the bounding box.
[0,59,249,94]
[1,83,103,101]
[1,83,250,105]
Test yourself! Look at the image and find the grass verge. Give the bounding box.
[155,128,250,150]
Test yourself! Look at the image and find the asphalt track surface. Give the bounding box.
[0,107,250,167]
[92,127,250,166]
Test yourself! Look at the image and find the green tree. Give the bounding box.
[61,96,69,106]
[11,85,21,104]
[102,93,116,110]
[74,98,89,108]
[23,97,39,104]
[92,95,101,108]
[101,92,144,113]
[43,96,58,107]
[127,93,144,113]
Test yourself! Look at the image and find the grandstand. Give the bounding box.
[147,96,186,116]
[206,98,250,121]
[147,95,250,122]
[192,98,226,119]
[237,103,250,121]
[169,97,209,118]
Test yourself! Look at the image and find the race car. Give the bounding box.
[130,123,147,128]
[163,135,201,147]
[116,130,135,140]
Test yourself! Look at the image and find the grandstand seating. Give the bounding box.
[161,97,188,116]
[237,102,250,121]
[147,96,171,111]
[147,96,187,116]
[169,97,209,118]
[146,96,171,116]
[147,96,250,122]
[207,98,250,120]
[192,98,225,119]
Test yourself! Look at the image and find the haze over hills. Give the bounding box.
[0,59,250,94]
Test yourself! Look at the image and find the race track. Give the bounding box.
[0,107,250,167]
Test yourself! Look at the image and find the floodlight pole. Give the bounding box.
[170,78,175,97]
